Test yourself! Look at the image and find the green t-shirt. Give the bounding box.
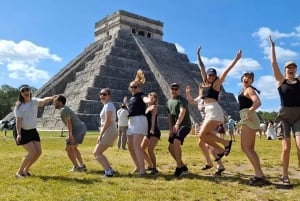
[61,106,82,129]
[166,95,191,128]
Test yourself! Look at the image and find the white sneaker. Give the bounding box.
[79,164,87,172]
[102,168,113,177]
[68,166,81,172]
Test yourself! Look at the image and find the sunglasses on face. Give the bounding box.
[207,74,216,77]
[171,88,179,91]
[21,88,30,92]
[100,93,108,96]
[130,86,138,89]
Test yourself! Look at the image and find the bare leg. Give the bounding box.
[173,138,184,167]
[199,120,231,154]
[241,125,264,178]
[198,139,213,167]
[295,136,300,168]
[93,143,110,170]
[132,134,145,174]
[74,145,84,166]
[147,137,159,168]
[127,135,138,171]
[66,145,79,167]
[141,136,152,168]
[18,141,42,175]
[281,137,291,177]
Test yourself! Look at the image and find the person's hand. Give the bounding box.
[197,46,202,55]
[123,96,127,104]
[96,135,101,143]
[16,135,21,144]
[69,134,75,145]
[246,110,253,121]
[269,35,275,46]
[185,85,192,93]
[150,129,154,135]
[173,124,179,133]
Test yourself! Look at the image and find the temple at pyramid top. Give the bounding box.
[94,10,164,41]
[12,10,240,131]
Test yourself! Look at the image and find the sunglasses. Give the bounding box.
[130,86,138,89]
[171,88,179,91]
[100,93,108,96]
[21,88,30,92]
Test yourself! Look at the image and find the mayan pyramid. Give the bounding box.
[34,10,239,130]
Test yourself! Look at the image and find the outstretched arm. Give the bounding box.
[38,95,57,107]
[197,46,207,82]
[217,50,242,85]
[269,36,284,86]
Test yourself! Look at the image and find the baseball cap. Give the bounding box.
[206,68,217,76]
[170,83,179,88]
[284,61,297,68]
[19,84,30,92]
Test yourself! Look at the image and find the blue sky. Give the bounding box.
[1,0,299,112]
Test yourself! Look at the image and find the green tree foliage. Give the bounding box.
[0,85,19,119]
[257,110,278,122]
[0,85,38,119]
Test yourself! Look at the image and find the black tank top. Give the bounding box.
[201,80,219,100]
[145,110,160,134]
[278,78,300,107]
[238,92,253,110]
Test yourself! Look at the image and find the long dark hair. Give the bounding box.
[15,91,32,109]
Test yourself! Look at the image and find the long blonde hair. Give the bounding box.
[133,69,145,86]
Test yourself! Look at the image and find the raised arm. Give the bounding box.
[217,50,242,85]
[197,46,207,82]
[185,85,197,105]
[269,35,284,85]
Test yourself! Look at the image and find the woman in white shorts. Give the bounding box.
[93,88,118,177]
[125,69,151,176]
[197,46,242,162]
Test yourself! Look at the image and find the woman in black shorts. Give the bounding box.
[14,84,55,178]
[141,92,161,175]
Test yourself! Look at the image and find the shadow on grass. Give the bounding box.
[36,175,100,184]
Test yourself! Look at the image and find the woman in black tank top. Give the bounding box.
[238,72,267,185]
[269,36,300,185]
[141,92,160,175]
[196,46,242,164]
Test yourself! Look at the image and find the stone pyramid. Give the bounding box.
[35,10,239,130]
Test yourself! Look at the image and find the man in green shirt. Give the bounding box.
[166,83,191,177]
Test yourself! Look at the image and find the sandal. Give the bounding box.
[201,165,213,170]
[280,176,291,185]
[224,140,233,156]
[248,176,266,186]
[213,168,225,176]
[214,153,224,161]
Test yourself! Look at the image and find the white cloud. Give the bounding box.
[201,56,261,79]
[175,43,185,53]
[255,75,278,100]
[0,40,61,82]
[252,26,300,62]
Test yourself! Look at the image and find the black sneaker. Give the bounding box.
[248,176,269,186]
[150,168,159,175]
[174,167,184,177]
[182,165,188,173]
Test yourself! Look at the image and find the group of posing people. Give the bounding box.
[13,36,300,186]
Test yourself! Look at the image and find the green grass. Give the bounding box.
[1,131,300,201]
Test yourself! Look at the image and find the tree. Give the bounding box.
[0,85,19,119]
[257,110,277,122]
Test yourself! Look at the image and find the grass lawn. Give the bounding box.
[1,130,300,201]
